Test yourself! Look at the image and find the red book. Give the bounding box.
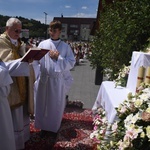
[21,47,49,62]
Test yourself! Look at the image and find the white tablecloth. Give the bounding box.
[127,51,150,93]
[92,81,130,123]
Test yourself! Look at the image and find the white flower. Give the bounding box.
[124,114,133,128]
[131,97,136,102]
[132,113,141,123]
[142,87,150,94]
[146,126,150,139]
[124,125,143,142]
[139,93,149,101]
[146,107,150,113]
[140,132,145,138]
[134,99,143,108]
[111,122,118,132]
[114,65,130,87]
[90,130,98,139]
[120,105,127,113]
[95,120,100,125]
[118,140,130,150]
[121,73,126,78]
[124,113,140,128]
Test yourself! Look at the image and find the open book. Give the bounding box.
[21,47,49,62]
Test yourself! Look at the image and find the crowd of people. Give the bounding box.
[22,38,92,66]
[0,18,76,150]
[69,42,91,65]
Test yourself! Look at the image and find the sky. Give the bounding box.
[0,0,99,24]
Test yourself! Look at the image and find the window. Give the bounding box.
[70,24,78,28]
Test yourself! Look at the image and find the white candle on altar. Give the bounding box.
[144,66,150,84]
[136,66,145,91]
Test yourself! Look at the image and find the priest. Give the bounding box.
[0,17,34,149]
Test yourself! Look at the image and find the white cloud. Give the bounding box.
[82,6,87,10]
[65,5,71,8]
[72,13,96,18]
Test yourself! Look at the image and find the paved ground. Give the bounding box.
[68,58,100,109]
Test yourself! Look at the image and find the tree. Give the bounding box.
[0,15,48,38]
[88,0,150,80]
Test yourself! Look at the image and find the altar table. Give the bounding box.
[92,81,130,123]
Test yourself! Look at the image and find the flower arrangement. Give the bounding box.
[91,82,150,150]
[90,107,111,150]
[114,64,130,88]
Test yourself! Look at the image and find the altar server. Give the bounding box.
[34,20,75,136]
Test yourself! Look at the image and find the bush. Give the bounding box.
[89,0,150,80]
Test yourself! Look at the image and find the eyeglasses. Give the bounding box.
[14,29,22,34]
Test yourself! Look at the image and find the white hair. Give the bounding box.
[6,18,22,27]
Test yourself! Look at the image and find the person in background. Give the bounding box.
[0,59,30,150]
[21,36,33,52]
[34,20,75,138]
[0,17,34,149]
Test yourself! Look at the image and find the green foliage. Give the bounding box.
[89,0,150,80]
[0,15,48,38]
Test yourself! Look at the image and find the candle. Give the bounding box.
[136,66,145,92]
[144,67,150,84]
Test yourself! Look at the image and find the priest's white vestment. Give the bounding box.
[34,39,75,132]
[0,59,29,150]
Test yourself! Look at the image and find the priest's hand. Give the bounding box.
[49,50,59,60]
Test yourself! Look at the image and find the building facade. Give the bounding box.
[53,16,96,41]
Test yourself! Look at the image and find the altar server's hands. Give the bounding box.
[49,50,59,60]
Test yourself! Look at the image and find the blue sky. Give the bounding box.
[0,0,99,24]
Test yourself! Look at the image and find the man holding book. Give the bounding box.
[34,20,76,137]
[0,17,33,149]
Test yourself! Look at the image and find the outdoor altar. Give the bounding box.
[92,51,150,123]
[91,51,150,150]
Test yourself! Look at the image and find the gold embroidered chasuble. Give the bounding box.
[0,33,27,109]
